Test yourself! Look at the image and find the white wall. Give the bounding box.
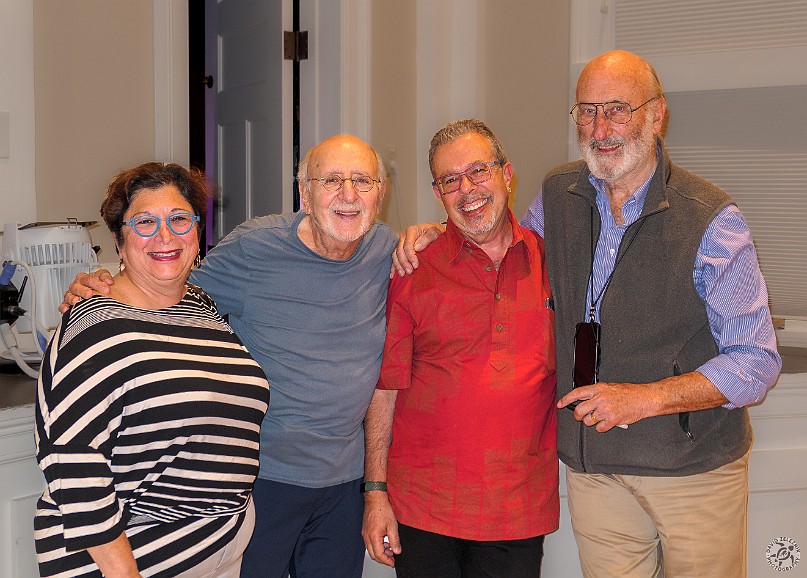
[0,406,44,578]
[33,0,157,265]
[1,1,158,264]
[372,1,570,231]
[0,0,37,240]
[6,1,570,253]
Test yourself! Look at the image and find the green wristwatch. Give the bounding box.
[361,481,388,493]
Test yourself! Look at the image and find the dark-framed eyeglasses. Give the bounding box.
[308,173,380,193]
[569,97,659,126]
[432,161,502,195]
[123,212,200,238]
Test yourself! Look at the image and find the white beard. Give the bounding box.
[320,202,373,243]
[579,112,656,183]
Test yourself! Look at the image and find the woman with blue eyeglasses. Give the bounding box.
[34,162,270,577]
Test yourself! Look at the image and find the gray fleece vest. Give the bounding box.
[543,142,750,476]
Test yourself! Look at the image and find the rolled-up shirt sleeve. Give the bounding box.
[522,190,780,407]
[694,205,781,408]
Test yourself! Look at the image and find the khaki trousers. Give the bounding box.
[175,498,256,578]
[566,451,750,578]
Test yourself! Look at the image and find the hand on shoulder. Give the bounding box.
[59,269,115,313]
[390,223,444,278]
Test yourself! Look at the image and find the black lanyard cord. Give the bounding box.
[586,204,646,322]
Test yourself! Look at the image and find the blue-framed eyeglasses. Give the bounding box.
[123,212,200,238]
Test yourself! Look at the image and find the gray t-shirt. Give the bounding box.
[190,212,396,487]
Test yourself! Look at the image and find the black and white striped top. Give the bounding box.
[34,287,270,578]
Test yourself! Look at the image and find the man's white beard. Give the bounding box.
[579,113,656,183]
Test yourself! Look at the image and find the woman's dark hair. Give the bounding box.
[101,162,209,245]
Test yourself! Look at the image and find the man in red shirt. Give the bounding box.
[362,119,558,577]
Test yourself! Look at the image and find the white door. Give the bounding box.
[206,0,370,241]
[209,0,290,241]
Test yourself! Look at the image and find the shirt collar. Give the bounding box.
[586,142,661,223]
[444,208,523,263]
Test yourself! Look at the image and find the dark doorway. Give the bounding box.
[189,2,206,173]
[188,1,208,254]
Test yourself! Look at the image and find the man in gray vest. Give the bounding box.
[394,51,781,577]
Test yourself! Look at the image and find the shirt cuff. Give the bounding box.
[697,353,779,409]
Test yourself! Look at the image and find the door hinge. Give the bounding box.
[284,30,309,61]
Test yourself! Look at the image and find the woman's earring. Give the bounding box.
[119,258,125,273]
[193,253,201,269]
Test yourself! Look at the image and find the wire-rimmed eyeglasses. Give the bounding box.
[432,161,502,195]
[569,97,659,126]
[123,212,200,238]
[308,173,381,193]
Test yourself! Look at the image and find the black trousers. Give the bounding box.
[394,523,544,578]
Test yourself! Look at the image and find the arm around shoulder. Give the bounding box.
[59,269,114,313]
[391,223,444,278]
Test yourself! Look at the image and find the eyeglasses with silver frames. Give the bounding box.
[308,174,381,193]
[569,97,659,126]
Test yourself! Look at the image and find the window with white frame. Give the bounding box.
[571,0,807,319]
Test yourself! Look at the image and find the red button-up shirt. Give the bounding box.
[378,209,558,541]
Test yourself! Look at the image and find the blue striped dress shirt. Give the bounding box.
[521,172,781,408]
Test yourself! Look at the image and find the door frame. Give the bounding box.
[153,0,189,165]
[152,0,371,174]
